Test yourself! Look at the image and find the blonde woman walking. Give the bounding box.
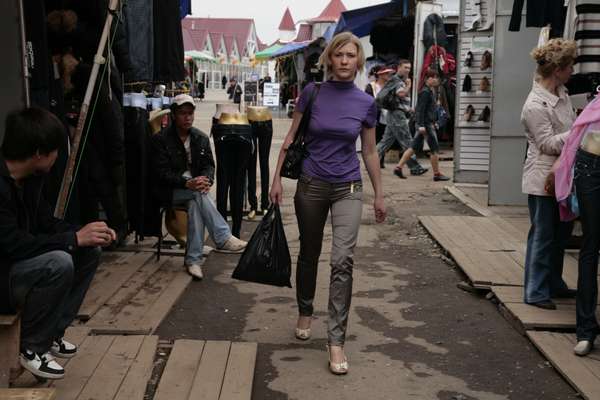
[270,32,386,375]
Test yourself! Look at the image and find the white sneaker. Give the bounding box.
[51,338,77,358]
[186,260,205,280]
[20,349,65,380]
[216,236,247,254]
[574,340,593,356]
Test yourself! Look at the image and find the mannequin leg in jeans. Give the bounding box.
[257,122,273,211]
[575,152,600,344]
[246,136,259,212]
[222,141,252,237]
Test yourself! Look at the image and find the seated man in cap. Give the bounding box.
[151,94,247,280]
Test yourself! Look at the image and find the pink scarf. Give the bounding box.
[555,96,600,221]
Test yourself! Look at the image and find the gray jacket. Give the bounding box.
[521,81,575,196]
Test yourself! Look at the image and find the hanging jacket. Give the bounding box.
[418,45,456,90]
[509,0,565,37]
[555,96,600,220]
[423,13,447,49]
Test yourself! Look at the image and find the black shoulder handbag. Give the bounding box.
[280,83,321,179]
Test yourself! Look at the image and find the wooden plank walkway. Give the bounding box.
[528,332,600,400]
[78,252,154,321]
[0,389,56,400]
[154,340,257,400]
[418,215,580,289]
[53,335,157,400]
[86,257,192,335]
[492,286,600,332]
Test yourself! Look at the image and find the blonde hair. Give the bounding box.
[531,38,577,78]
[318,32,365,77]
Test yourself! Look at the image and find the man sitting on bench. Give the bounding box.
[0,107,114,380]
[152,94,247,280]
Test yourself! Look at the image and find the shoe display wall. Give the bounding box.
[456,0,495,178]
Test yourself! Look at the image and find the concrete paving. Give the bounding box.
[156,89,578,400]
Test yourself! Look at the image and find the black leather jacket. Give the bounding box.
[151,125,215,205]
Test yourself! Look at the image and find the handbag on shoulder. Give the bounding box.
[280,83,321,179]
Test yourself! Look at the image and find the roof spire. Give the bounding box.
[278,7,295,31]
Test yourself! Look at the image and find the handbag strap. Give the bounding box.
[293,83,321,146]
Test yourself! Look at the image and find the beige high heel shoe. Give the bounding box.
[326,344,348,375]
[295,327,311,340]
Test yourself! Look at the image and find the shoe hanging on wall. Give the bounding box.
[479,76,491,92]
[462,75,472,92]
[465,51,473,67]
[481,50,492,70]
[464,105,475,121]
[478,106,491,122]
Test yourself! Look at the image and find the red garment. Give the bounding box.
[418,45,456,90]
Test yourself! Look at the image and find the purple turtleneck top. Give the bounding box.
[296,80,377,183]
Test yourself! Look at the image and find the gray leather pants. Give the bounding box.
[294,174,363,345]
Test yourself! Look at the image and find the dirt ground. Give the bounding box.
[156,91,578,400]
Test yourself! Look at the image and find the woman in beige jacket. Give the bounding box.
[521,39,577,310]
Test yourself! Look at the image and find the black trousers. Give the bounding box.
[247,120,273,211]
[213,123,253,237]
[575,149,600,341]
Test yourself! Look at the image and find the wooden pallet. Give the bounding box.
[86,257,192,335]
[0,389,56,400]
[154,340,257,400]
[51,335,158,400]
[527,332,600,400]
[493,286,600,333]
[419,215,580,289]
[78,252,154,321]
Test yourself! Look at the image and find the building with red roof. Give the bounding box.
[278,7,296,43]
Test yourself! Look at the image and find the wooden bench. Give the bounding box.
[0,388,56,400]
[0,314,21,387]
[154,340,257,400]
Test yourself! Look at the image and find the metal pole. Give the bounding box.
[54,0,119,218]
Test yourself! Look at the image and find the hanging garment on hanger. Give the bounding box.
[464,0,482,31]
[539,25,552,46]
[564,1,600,74]
[509,0,566,37]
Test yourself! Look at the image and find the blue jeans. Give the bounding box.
[575,149,600,341]
[524,195,573,303]
[9,248,101,353]
[172,189,231,265]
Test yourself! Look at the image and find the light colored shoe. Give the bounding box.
[51,338,77,359]
[216,236,247,254]
[295,328,311,340]
[247,210,256,220]
[20,350,64,380]
[574,340,593,356]
[186,261,205,280]
[326,344,348,375]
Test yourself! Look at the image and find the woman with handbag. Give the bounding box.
[521,39,577,310]
[269,32,386,375]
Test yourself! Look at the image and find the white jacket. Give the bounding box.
[521,81,576,196]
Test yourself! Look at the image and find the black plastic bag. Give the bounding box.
[232,205,292,287]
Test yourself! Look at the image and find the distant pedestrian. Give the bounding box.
[227,78,242,104]
[393,69,449,181]
[374,60,427,174]
[222,75,227,89]
[196,80,205,101]
[521,39,577,311]
[270,32,386,375]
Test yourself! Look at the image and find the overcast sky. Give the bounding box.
[191,0,390,44]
